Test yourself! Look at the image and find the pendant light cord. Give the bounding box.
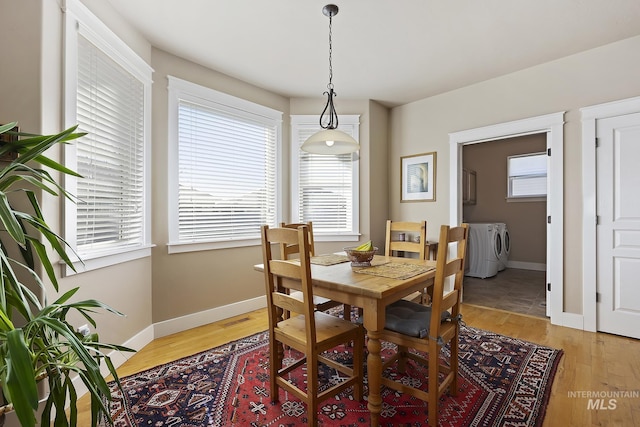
[320,11,339,130]
[328,13,333,88]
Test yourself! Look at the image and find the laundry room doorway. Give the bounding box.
[462,136,547,317]
[449,112,565,323]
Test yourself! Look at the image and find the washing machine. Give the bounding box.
[465,223,501,278]
[495,223,510,271]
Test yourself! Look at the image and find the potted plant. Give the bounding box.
[0,122,132,426]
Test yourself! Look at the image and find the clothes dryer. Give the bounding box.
[495,223,510,271]
[496,223,510,271]
[465,223,500,278]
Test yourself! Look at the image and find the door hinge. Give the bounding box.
[596,292,601,303]
[547,216,551,224]
[547,148,551,156]
[596,215,600,225]
[595,137,600,148]
[547,282,551,292]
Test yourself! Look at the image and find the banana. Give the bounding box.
[355,240,373,251]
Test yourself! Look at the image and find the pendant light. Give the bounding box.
[300,4,360,155]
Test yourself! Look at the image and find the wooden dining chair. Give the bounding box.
[385,219,430,303]
[261,225,364,425]
[384,219,428,259]
[379,223,469,427]
[280,222,352,320]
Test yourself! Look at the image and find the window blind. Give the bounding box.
[75,34,145,255]
[508,152,547,197]
[294,124,356,234]
[177,100,277,242]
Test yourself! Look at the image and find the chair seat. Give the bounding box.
[385,300,450,338]
[276,311,362,348]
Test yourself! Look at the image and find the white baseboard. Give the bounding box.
[153,295,268,338]
[104,325,155,372]
[506,260,546,271]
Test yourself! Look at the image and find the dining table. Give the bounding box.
[254,253,437,426]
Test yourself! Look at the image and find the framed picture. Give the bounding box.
[401,152,436,202]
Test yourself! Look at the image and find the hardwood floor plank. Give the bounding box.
[75,304,640,426]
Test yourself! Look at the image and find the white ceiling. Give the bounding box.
[104,0,640,107]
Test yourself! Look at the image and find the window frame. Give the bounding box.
[167,76,283,254]
[62,0,153,275]
[506,151,548,201]
[290,115,360,242]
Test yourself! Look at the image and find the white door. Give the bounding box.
[596,112,640,339]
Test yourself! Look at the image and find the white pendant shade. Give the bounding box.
[300,129,360,155]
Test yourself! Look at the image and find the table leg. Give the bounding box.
[366,329,382,426]
[427,241,438,260]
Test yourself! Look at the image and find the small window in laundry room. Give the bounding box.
[507,152,547,200]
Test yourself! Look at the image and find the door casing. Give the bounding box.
[449,112,570,327]
[581,95,640,332]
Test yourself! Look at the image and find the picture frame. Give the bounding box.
[401,151,436,202]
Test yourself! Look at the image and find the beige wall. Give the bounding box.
[149,80,385,324]
[0,0,384,343]
[0,0,41,132]
[463,134,547,264]
[149,48,291,323]
[0,0,154,347]
[5,0,640,346]
[390,35,640,314]
[368,100,391,248]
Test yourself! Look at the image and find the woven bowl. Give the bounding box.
[344,246,378,267]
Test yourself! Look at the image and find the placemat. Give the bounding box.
[310,254,350,266]
[354,262,435,280]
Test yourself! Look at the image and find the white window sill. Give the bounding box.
[506,196,547,203]
[168,239,261,254]
[63,245,153,276]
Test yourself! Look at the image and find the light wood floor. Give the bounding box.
[78,304,640,426]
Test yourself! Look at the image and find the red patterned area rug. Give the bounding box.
[105,325,562,426]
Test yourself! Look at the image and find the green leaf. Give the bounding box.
[67,375,79,426]
[33,317,103,384]
[0,122,18,134]
[49,376,70,427]
[78,369,112,425]
[0,250,40,319]
[34,154,83,177]
[27,238,57,291]
[0,192,25,245]
[41,395,53,427]
[51,287,79,306]
[0,124,132,426]
[11,126,82,166]
[5,329,38,427]
[0,309,14,331]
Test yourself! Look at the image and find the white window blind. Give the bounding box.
[75,35,145,254]
[63,0,152,274]
[508,152,547,198]
[168,77,281,251]
[291,116,359,238]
